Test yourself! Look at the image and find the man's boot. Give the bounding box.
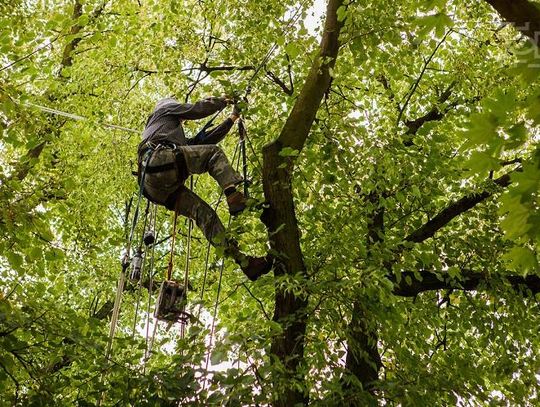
[226,190,247,215]
[241,256,274,281]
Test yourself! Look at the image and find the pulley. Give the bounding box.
[143,230,155,246]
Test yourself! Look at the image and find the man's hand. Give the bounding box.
[223,91,243,105]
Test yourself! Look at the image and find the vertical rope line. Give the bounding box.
[198,138,241,318]
[105,155,149,358]
[167,205,180,281]
[196,240,213,320]
[203,139,243,378]
[106,270,126,358]
[131,251,146,337]
[238,118,249,198]
[180,177,195,339]
[132,201,151,337]
[144,205,158,367]
[243,129,263,171]
[147,319,159,361]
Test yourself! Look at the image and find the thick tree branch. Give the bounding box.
[14,141,47,181]
[484,0,540,46]
[405,169,517,243]
[404,81,456,136]
[272,1,343,151]
[199,62,255,73]
[60,0,84,70]
[265,69,294,96]
[377,74,401,113]
[392,269,540,297]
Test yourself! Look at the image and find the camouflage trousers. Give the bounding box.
[142,144,243,249]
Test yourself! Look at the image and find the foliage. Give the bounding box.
[1,0,539,405]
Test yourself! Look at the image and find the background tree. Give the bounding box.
[1,0,539,405]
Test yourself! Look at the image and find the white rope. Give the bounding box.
[24,102,140,134]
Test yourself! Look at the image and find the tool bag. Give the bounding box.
[138,144,188,208]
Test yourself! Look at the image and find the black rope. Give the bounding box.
[106,150,153,358]
[132,200,152,337]
[198,140,241,315]
[238,118,249,198]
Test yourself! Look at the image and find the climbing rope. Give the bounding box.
[238,118,249,197]
[24,102,140,134]
[180,177,195,339]
[202,139,242,384]
[144,205,158,367]
[132,200,152,337]
[167,205,180,281]
[105,149,153,358]
[243,0,310,96]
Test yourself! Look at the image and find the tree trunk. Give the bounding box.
[261,0,345,405]
[484,0,540,46]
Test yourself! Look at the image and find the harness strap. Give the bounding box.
[145,162,176,174]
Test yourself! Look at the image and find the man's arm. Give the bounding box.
[188,109,240,145]
[156,96,230,120]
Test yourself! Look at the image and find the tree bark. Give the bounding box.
[484,0,540,46]
[261,1,344,405]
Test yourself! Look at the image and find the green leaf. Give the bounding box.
[500,197,531,239]
[506,122,528,149]
[210,350,227,365]
[465,151,500,175]
[6,252,23,271]
[285,42,300,59]
[336,5,348,22]
[503,246,538,274]
[447,266,460,279]
[413,12,453,38]
[462,113,498,147]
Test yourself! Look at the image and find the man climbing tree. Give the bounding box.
[137,96,273,281]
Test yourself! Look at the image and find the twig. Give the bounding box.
[0,35,63,73]
[241,282,270,320]
[0,361,19,403]
[396,30,451,126]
